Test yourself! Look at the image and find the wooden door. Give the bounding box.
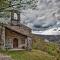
[13,38,18,48]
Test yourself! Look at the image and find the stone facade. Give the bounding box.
[0,25,32,50]
[5,28,27,49]
[1,27,5,49]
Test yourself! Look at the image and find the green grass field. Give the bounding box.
[0,50,56,60]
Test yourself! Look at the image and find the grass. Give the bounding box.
[0,50,56,60]
[33,38,60,55]
[33,38,60,60]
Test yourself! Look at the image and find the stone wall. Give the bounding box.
[1,27,5,49]
[26,37,32,51]
[5,28,27,49]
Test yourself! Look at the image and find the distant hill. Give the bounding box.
[32,33,60,43]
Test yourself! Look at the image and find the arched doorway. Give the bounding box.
[13,38,18,48]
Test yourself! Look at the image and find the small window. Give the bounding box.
[14,13,18,20]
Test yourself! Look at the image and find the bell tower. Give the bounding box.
[11,10,20,26]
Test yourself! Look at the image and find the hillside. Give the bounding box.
[32,37,60,60]
[0,50,56,60]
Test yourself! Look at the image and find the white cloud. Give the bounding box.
[20,0,60,31]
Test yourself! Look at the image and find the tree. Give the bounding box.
[0,0,9,11]
[0,0,38,11]
[0,0,38,19]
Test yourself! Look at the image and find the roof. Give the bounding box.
[3,23,31,36]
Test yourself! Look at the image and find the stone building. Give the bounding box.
[0,10,32,50]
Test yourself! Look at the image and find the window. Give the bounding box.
[14,13,18,20]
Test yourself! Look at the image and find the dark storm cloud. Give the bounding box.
[33,19,57,29]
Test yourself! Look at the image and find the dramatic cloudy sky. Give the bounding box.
[0,0,60,31]
[21,0,60,31]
